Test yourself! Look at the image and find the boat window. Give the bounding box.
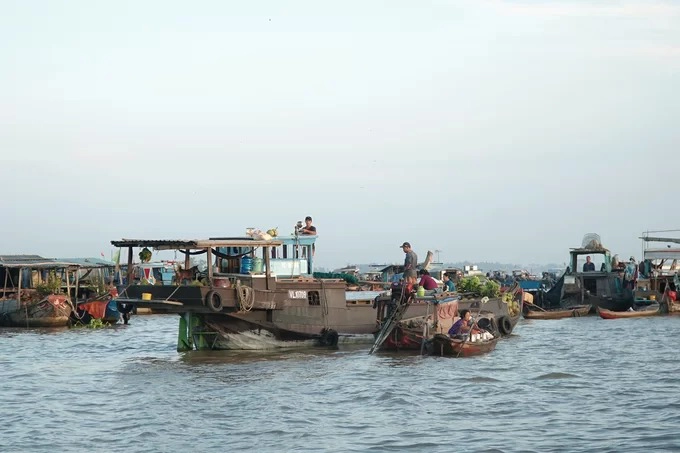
[308,291,320,306]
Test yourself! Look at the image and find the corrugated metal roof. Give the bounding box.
[0,256,80,268]
[0,255,48,264]
[56,258,115,268]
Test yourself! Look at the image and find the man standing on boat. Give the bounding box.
[300,216,316,236]
[400,242,418,278]
[583,256,595,272]
[300,216,316,256]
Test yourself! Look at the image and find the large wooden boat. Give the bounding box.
[111,234,429,351]
[531,236,634,313]
[523,304,591,320]
[597,305,661,319]
[425,333,499,357]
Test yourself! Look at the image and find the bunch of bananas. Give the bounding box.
[502,292,521,317]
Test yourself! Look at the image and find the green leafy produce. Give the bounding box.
[458,276,482,294]
[480,280,501,298]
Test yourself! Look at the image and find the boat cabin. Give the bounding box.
[565,247,614,296]
[638,233,680,295]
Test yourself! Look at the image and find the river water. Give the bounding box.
[1,314,680,452]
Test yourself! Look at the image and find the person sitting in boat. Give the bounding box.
[443,272,456,292]
[418,269,439,291]
[447,309,481,337]
[583,256,596,272]
[404,272,418,294]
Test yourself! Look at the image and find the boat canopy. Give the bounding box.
[644,249,680,261]
[111,238,283,250]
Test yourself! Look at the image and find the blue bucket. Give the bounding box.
[240,256,253,274]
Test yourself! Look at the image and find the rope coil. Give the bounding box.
[236,284,255,312]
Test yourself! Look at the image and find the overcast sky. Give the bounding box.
[1,0,679,268]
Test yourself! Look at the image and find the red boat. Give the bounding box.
[380,322,426,351]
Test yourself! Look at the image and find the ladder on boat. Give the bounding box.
[369,296,412,355]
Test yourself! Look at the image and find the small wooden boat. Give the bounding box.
[0,294,73,327]
[425,333,499,357]
[73,295,121,324]
[523,304,591,320]
[597,305,661,319]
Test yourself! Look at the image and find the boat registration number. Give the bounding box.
[288,290,308,299]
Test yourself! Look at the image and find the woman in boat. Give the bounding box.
[448,309,481,337]
[418,269,439,291]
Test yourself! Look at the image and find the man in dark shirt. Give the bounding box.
[583,256,595,272]
[300,216,316,235]
[300,216,316,255]
[400,242,418,278]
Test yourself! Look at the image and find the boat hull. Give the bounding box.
[597,306,661,319]
[426,334,499,357]
[0,295,72,327]
[523,305,591,320]
[186,311,378,351]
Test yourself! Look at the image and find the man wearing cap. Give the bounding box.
[400,242,418,278]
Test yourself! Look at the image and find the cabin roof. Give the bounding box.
[569,247,610,254]
[111,238,284,249]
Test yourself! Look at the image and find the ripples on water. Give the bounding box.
[1,315,680,452]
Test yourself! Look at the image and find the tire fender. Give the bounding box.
[498,316,513,336]
[205,290,223,313]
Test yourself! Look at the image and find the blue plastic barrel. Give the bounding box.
[240,256,253,274]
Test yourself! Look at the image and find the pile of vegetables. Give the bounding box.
[457,276,482,293]
[457,276,501,298]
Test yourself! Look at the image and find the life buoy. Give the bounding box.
[116,300,134,314]
[498,316,512,336]
[205,290,223,312]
